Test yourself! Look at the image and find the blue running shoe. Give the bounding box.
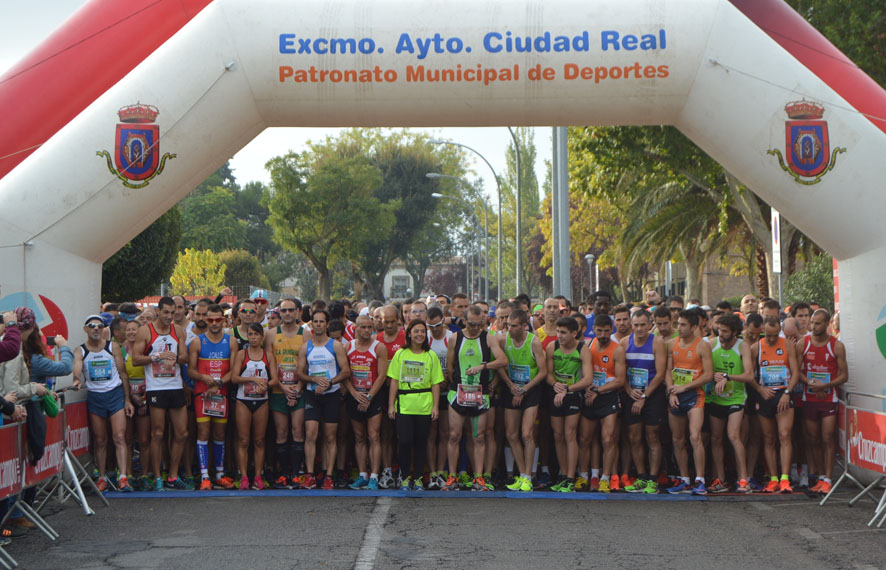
[667,481,690,494]
[538,471,553,489]
[367,477,379,491]
[691,481,707,495]
[349,476,369,490]
[154,477,165,492]
[748,477,764,492]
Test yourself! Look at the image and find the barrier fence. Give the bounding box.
[0,397,102,569]
[820,390,886,528]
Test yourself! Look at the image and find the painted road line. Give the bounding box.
[354,497,392,570]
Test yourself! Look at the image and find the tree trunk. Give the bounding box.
[352,273,365,301]
[317,266,331,301]
[755,244,769,299]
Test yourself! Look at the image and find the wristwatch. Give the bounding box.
[366,393,373,400]
[591,386,599,393]
[724,374,730,382]
[4,321,16,327]
[640,392,647,399]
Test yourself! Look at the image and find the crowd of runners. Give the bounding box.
[50,289,846,497]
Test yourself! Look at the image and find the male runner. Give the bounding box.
[188,303,238,490]
[621,310,667,494]
[584,291,612,339]
[665,310,713,495]
[798,309,847,494]
[533,297,561,487]
[426,305,452,489]
[653,306,677,339]
[611,306,632,342]
[751,316,800,493]
[376,304,406,488]
[132,297,191,491]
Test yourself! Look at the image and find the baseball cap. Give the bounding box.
[84,314,105,326]
[100,312,114,326]
[251,289,268,301]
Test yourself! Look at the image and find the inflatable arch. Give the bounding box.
[1,0,884,414]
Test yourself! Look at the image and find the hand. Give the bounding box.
[628,388,645,401]
[585,389,598,406]
[511,392,524,407]
[509,383,523,397]
[1,312,15,326]
[669,384,684,396]
[758,385,775,400]
[12,405,26,422]
[632,399,646,415]
[714,372,727,383]
[219,287,233,297]
[554,392,565,407]
[356,392,370,408]
[131,395,145,408]
[125,401,135,418]
[431,407,439,421]
[714,379,727,395]
[810,383,829,394]
[777,392,790,413]
[4,391,16,403]
[33,383,48,396]
[72,379,82,390]
[668,393,679,409]
[466,365,484,376]
[206,383,219,396]
[53,335,67,347]
[553,382,567,395]
[388,407,397,420]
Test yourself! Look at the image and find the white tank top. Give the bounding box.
[80,341,122,394]
[143,323,183,391]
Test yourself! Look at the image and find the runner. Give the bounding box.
[707,314,754,493]
[545,317,593,493]
[297,309,350,490]
[344,315,388,490]
[751,316,800,493]
[376,305,406,488]
[251,290,271,327]
[497,309,547,492]
[584,291,612,339]
[122,319,152,490]
[73,315,135,492]
[388,319,443,490]
[653,306,677,339]
[132,296,191,491]
[533,297,561,488]
[578,315,626,493]
[621,309,667,494]
[443,305,508,491]
[266,298,311,489]
[232,300,259,350]
[665,310,713,495]
[611,306,632,343]
[188,303,238,490]
[231,323,275,490]
[798,309,848,494]
[426,305,452,490]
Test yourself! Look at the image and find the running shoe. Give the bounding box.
[413,478,424,491]
[778,479,793,494]
[809,479,823,493]
[642,481,659,494]
[165,477,191,491]
[273,476,289,490]
[589,477,600,492]
[691,481,707,495]
[483,476,495,491]
[367,477,379,491]
[558,480,575,493]
[427,473,440,491]
[538,471,552,489]
[574,476,589,491]
[799,473,810,489]
[625,478,647,493]
[289,475,302,490]
[667,481,690,494]
[400,476,412,491]
[118,476,133,493]
[458,471,472,489]
[253,476,265,491]
[610,475,621,492]
[518,476,533,492]
[598,479,611,493]
[181,476,196,490]
[240,476,250,490]
[334,470,349,489]
[199,477,212,491]
[707,479,729,494]
[550,478,564,492]
[748,477,764,492]
[214,476,235,490]
[378,472,395,489]
[141,476,155,491]
[301,473,318,490]
[506,477,524,491]
[97,477,109,492]
[321,476,334,490]
[350,476,370,490]
[817,480,832,494]
[622,474,636,488]
[472,476,490,491]
[154,477,165,492]
[762,480,779,493]
[736,479,750,493]
[442,475,459,491]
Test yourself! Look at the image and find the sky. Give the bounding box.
[0,0,553,202]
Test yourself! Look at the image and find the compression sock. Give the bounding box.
[196,440,210,478]
[213,440,226,476]
[291,441,305,478]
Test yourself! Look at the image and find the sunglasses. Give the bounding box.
[86,323,105,329]
[466,321,484,327]
[280,308,297,313]
[205,317,224,324]
[240,309,257,315]
[253,299,269,305]
[427,321,444,328]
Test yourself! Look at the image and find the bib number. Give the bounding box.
[402,360,425,384]
[244,381,265,398]
[151,358,176,378]
[456,384,483,407]
[672,368,694,386]
[628,367,649,390]
[202,394,227,417]
[130,378,146,397]
[761,365,787,388]
[509,364,531,386]
[592,371,606,388]
[554,371,575,386]
[88,359,112,382]
[278,364,298,386]
[808,371,832,398]
[352,364,372,391]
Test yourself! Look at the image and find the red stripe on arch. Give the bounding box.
[730,0,886,134]
[0,0,213,181]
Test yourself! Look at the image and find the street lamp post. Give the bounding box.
[585,254,595,296]
[428,138,503,297]
[428,174,489,300]
[507,127,522,296]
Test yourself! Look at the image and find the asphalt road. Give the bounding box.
[4,488,885,569]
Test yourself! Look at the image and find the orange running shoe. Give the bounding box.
[763,479,779,493]
[442,475,459,491]
[809,480,823,493]
[589,477,600,492]
[817,480,832,494]
[214,476,235,490]
[778,479,793,494]
[199,477,212,491]
[610,474,621,492]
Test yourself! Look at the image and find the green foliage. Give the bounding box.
[179,186,248,251]
[784,254,835,313]
[169,249,226,296]
[101,206,181,301]
[219,249,270,290]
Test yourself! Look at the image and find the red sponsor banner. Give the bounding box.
[24,413,64,487]
[65,402,90,457]
[832,258,839,313]
[837,401,847,456]
[0,423,21,500]
[848,407,886,475]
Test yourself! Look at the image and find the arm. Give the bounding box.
[785,340,800,392]
[131,326,153,366]
[231,350,246,385]
[330,342,351,386]
[175,325,188,365]
[646,335,667,394]
[29,346,74,377]
[446,339,456,385]
[545,343,556,387]
[369,344,389,401]
[0,324,21,363]
[465,335,508,376]
[524,336,548,392]
[113,343,134,417]
[825,340,850,390]
[265,349,278,390]
[296,343,311,384]
[387,353,399,420]
[72,346,84,390]
[567,343,595,393]
[188,338,214,390]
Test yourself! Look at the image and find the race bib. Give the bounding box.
[352,364,372,390]
[761,365,787,388]
[509,364,531,386]
[628,367,649,390]
[151,358,177,378]
[456,384,483,407]
[402,360,425,384]
[130,378,146,397]
[278,364,298,386]
[672,368,694,386]
[592,371,607,388]
[88,359,112,382]
[244,381,265,398]
[202,393,227,417]
[554,371,575,386]
[808,371,832,398]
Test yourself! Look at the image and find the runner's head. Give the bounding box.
[570,312,586,339]
[451,293,469,318]
[246,322,264,346]
[328,319,345,342]
[464,305,485,337]
[653,305,673,338]
[790,301,812,331]
[251,290,270,319]
[676,309,698,340]
[206,304,225,334]
[124,319,140,342]
[409,300,428,323]
[138,306,156,325]
[354,314,374,341]
[495,301,514,331]
[740,294,758,315]
[811,308,831,337]
[761,299,780,320]
[613,305,631,337]
[405,319,430,352]
[381,305,400,336]
[592,291,611,315]
[594,314,613,343]
[631,309,652,340]
[279,298,300,325]
[157,296,176,327]
[426,306,447,339]
[83,314,106,341]
[192,299,209,329]
[312,308,330,337]
[238,300,257,325]
[763,315,781,341]
[555,316,579,346]
[743,312,763,343]
[507,309,528,341]
[782,317,800,344]
[543,297,560,324]
[718,313,742,344]
[110,316,128,343]
[172,295,188,325]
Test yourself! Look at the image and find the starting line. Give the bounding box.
[101,489,814,502]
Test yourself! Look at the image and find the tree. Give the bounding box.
[101,206,182,301]
[266,149,390,300]
[237,181,281,262]
[785,253,835,312]
[219,249,270,290]
[179,186,248,251]
[169,249,226,296]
